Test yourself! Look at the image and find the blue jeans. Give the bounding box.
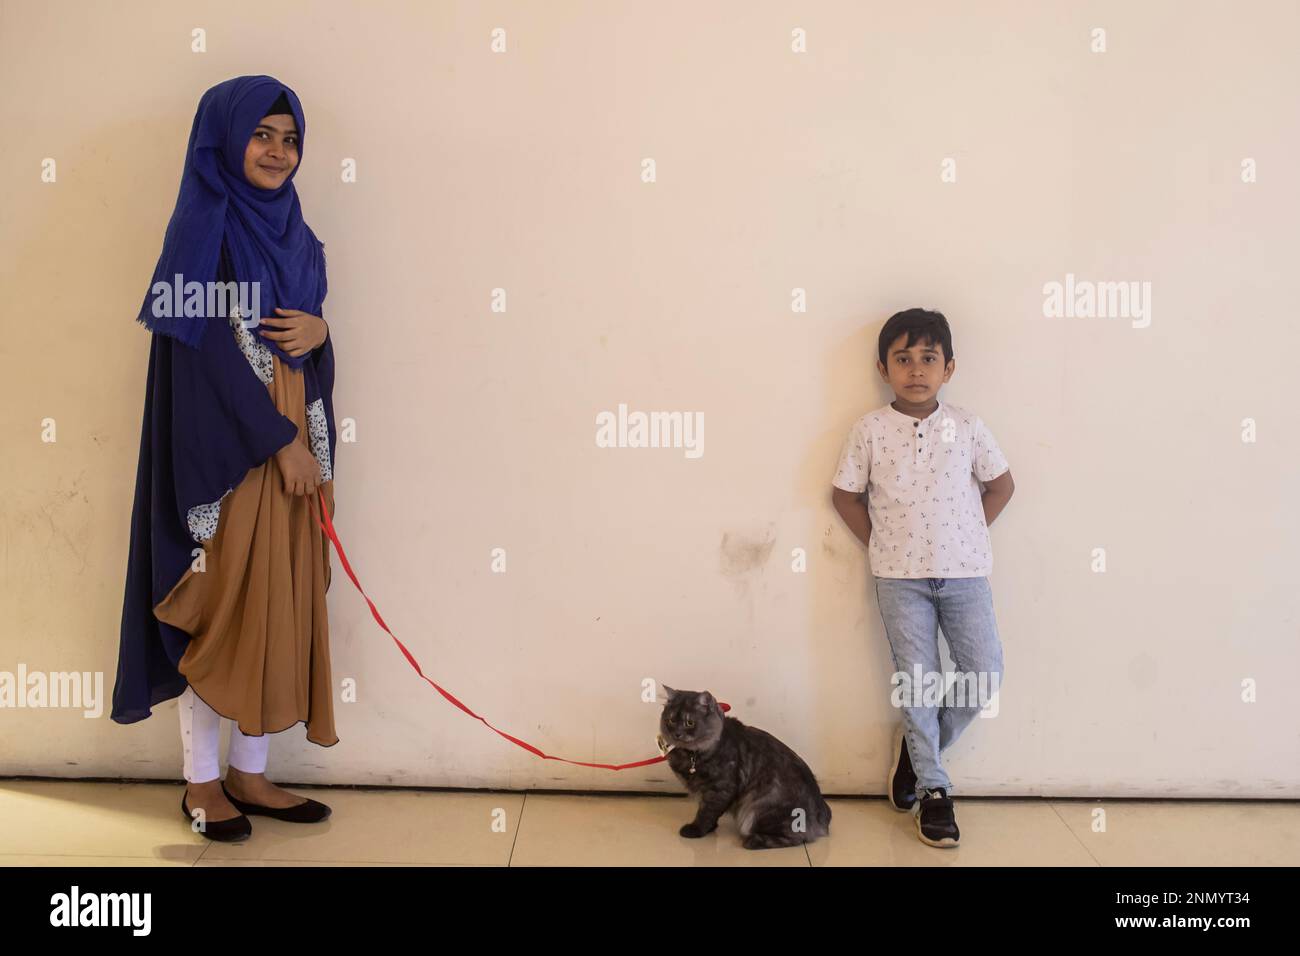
[873,575,1004,797]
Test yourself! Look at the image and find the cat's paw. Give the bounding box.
[679,822,712,838]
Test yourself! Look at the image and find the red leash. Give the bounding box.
[314,488,728,769]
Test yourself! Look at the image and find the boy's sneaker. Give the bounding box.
[915,787,960,848]
[887,724,917,812]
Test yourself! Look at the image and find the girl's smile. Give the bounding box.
[243,113,299,189]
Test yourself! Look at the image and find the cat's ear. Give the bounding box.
[661,684,677,704]
[697,691,724,717]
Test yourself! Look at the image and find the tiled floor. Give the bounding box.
[1,780,1296,866]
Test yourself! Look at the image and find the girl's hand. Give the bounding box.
[274,437,323,496]
[258,308,328,357]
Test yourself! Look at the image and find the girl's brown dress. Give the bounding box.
[153,349,339,747]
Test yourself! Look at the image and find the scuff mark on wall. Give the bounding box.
[719,524,777,577]
[10,470,93,581]
[718,524,777,631]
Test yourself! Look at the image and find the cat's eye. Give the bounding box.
[685,718,694,728]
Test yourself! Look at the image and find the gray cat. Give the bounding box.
[659,685,832,849]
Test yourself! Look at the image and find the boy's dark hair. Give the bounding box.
[877,308,953,368]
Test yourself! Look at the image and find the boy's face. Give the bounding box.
[877,333,954,405]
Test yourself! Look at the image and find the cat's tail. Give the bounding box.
[745,830,808,850]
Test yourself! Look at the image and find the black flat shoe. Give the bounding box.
[181,790,252,842]
[222,782,332,823]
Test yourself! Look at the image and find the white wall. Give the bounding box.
[2,0,1297,797]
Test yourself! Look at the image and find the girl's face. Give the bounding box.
[242,113,299,189]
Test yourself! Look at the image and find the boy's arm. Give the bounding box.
[832,486,872,548]
[972,415,1013,526]
[981,469,1015,526]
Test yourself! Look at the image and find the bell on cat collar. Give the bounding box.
[656,734,676,756]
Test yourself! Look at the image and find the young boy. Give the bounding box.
[831,308,1014,848]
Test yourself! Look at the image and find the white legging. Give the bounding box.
[178,685,269,783]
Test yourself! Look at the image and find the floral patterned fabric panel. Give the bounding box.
[185,312,331,542]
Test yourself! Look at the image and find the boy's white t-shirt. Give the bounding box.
[832,400,1009,579]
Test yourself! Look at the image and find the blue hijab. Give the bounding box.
[136,75,327,370]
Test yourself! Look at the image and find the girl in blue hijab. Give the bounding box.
[113,76,338,841]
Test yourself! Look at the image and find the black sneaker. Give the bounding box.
[887,724,917,812]
[915,787,960,848]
